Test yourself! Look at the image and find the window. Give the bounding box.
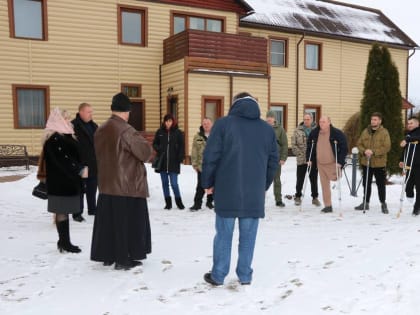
[12,84,49,128]
[270,104,287,130]
[118,5,147,46]
[167,95,178,119]
[174,16,186,34]
[304,105,321,125]
[202,96,223,122]
[172,13,224,35]
[121,84,141,98]
[270,39,287,67]
[121,84,144,131]
[8,0,48,40]
[305,42,322,70]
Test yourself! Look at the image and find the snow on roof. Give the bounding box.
[241,0,417,48]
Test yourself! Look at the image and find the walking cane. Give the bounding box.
[300,140,314,212]
[362,157,371,214]
[397,141,417,218]
[334,141,342,216]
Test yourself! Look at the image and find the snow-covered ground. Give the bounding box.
[1,159,420,315]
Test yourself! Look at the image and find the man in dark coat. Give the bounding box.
[307,116,348,213]
[399,116,420,215]
[91,93,153,270]
[201,92,278,286]
[71,103,98,221]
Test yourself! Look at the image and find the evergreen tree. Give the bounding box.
[359,43,403,175]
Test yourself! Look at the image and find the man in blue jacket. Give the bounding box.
[201,92,279,286]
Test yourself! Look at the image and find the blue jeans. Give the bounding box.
[160,172,181,198]
[211,214,259,284]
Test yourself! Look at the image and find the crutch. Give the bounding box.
[397,141,417,218]
[362,157,371,214]
[334,141,342,216]
[300,140,314,211]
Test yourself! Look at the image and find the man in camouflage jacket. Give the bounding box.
[190,117,213,211]
[291,113,320,206]
[266,111,288,207]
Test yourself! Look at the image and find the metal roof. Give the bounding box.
[241,0,417,48]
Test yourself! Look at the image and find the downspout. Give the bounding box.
[407,48,417,117]
[159,64,163,123]
[295,33,305,127]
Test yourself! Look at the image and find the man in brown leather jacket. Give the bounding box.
[90,92,153,270]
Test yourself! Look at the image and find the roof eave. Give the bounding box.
[239,21,418,50]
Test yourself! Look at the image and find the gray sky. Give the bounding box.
[341,0,420,105]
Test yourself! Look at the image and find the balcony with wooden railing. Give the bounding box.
[163,30,268,75]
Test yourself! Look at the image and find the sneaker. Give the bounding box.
[204,272,222,286]
[312,198,321,206]
[294,197,302,206]
[354,202,369,211]
[381,202,389,214]
[276,200,285,207]
[412,209,419,216]
[321,206,333,213]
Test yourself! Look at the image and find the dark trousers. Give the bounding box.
[405,172,415,198]
[75,176,97,216]
[295,164,318,198]
[362,166,386,203]
[193,171,212,205]
[408,168,420,210]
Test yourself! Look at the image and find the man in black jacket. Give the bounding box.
[72,103,98,221]
[399,116,420,215]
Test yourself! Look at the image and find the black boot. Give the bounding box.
[206,195,214,209]
[189,202,202,211]
[175,197,185,210]
[164,197,172,210]
[56,220,81,253]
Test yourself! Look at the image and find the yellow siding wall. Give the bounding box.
[0,0,239,155]
[240,27,409,134]
[232,77,269,115]
[187,73,230,155]
[161,59,185,128]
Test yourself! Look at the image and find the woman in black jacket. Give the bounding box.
[43,108,88,253]
[153,114,185,209]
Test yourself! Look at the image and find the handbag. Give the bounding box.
[152,154,164,172]
[32,181,48,200]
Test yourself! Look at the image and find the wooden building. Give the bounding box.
[0,0,417,160]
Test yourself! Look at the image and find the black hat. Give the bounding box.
[111,93,132,112]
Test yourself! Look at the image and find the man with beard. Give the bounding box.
[355,112,391,214]
[91,93,153,270]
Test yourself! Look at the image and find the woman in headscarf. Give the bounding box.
[43,108,88,253]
